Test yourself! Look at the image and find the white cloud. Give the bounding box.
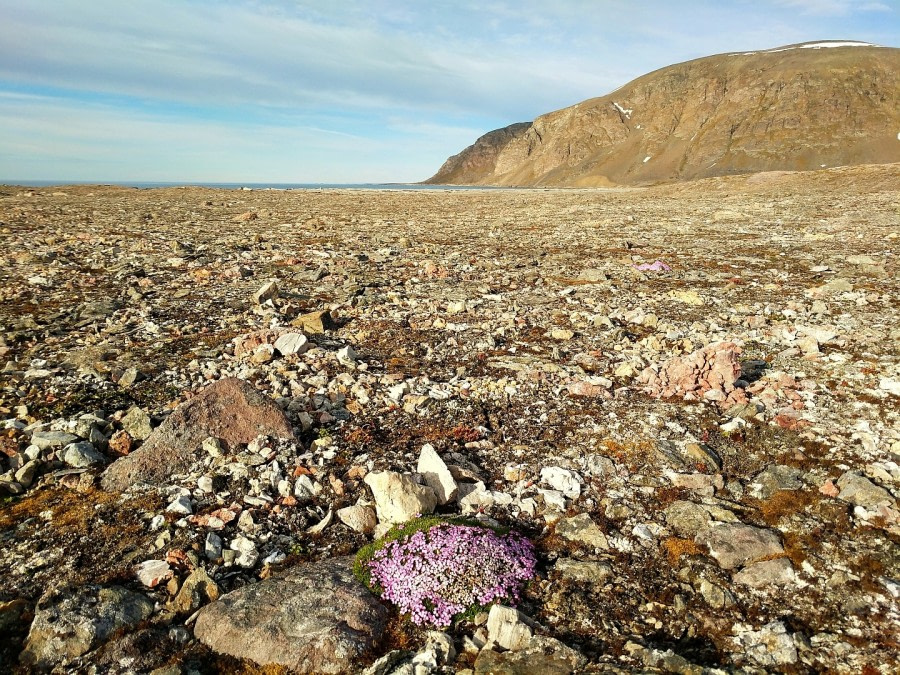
[772,0,892,15]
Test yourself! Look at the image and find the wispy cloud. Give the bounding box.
[0,90,485,182]
[771,0,892,15]
[0,1,621,121]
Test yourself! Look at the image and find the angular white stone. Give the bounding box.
[294,475,317,501]
[879,378,900,396]
[417,444,458,505]
[274,332,309,356]
[230,535,259,568]
[135,559,172,588]
[486,604,533,651]
[537,488,567,512]
[540,466,582,499]
[166,495,193,515]
[363,471,437,524]
[337,345,359,366]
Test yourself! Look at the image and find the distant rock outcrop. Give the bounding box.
[425,41,900,186]
[426,122,532,185]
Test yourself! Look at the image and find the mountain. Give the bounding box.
[425,41,900,186]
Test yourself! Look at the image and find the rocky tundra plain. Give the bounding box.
[0,163,898,673]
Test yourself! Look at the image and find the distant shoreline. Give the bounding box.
[0,180,513,191]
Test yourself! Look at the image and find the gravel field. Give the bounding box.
[0,164,898,674]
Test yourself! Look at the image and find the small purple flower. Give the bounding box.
[366,523,536,628]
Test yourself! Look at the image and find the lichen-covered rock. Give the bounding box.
[194,557,387,673]
[555,513,608,549]
[474,635,587,674]
[734,621,798,667]
[696,523,784,570]
[836,471,895,509]
[20,585,153,670]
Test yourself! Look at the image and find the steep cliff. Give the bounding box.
[425,41,900,186]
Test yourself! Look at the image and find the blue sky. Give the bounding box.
[0,0,897,183]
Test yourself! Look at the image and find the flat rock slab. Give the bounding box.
[193,556,387,673]
[696,523,784,570]
[837,471,895,509]
[555,513,608,549]
[474,635,587,675]
[553,559,613,584]
[21,585,154,670]
[102,377,293,491]
[733,558,796,587]
[29,430,78,450]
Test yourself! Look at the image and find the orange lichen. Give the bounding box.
[662,537,703,565]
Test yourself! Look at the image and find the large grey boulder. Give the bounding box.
[102,377,293,491]
[62,441,106,468]
[20,585,154,671]
[194,557,387,673]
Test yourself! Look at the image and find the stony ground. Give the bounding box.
[0,164,898,674]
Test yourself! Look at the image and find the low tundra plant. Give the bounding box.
[353,516,536,628]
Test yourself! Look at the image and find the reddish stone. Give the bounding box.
[166,549,191,567]
[101,378,294,491]
[190,507,239,529]
[108,429,133,456]
[566,380,612,398]
[774,413,809,430]
[422,260,449,278]
[638,342,742,405]
[0,435,19,458]
[819,479,840,498]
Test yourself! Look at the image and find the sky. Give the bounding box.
[0,0,897,184]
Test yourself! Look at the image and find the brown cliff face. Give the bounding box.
[424,122,532,184]
[425,42,900,186]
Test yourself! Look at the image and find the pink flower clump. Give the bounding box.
[366,523,536,627]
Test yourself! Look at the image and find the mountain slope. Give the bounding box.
[425,41,900,186]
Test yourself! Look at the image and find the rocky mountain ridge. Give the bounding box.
[426,41,900,186]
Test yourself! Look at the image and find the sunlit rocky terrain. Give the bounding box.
[1,163,898,673]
